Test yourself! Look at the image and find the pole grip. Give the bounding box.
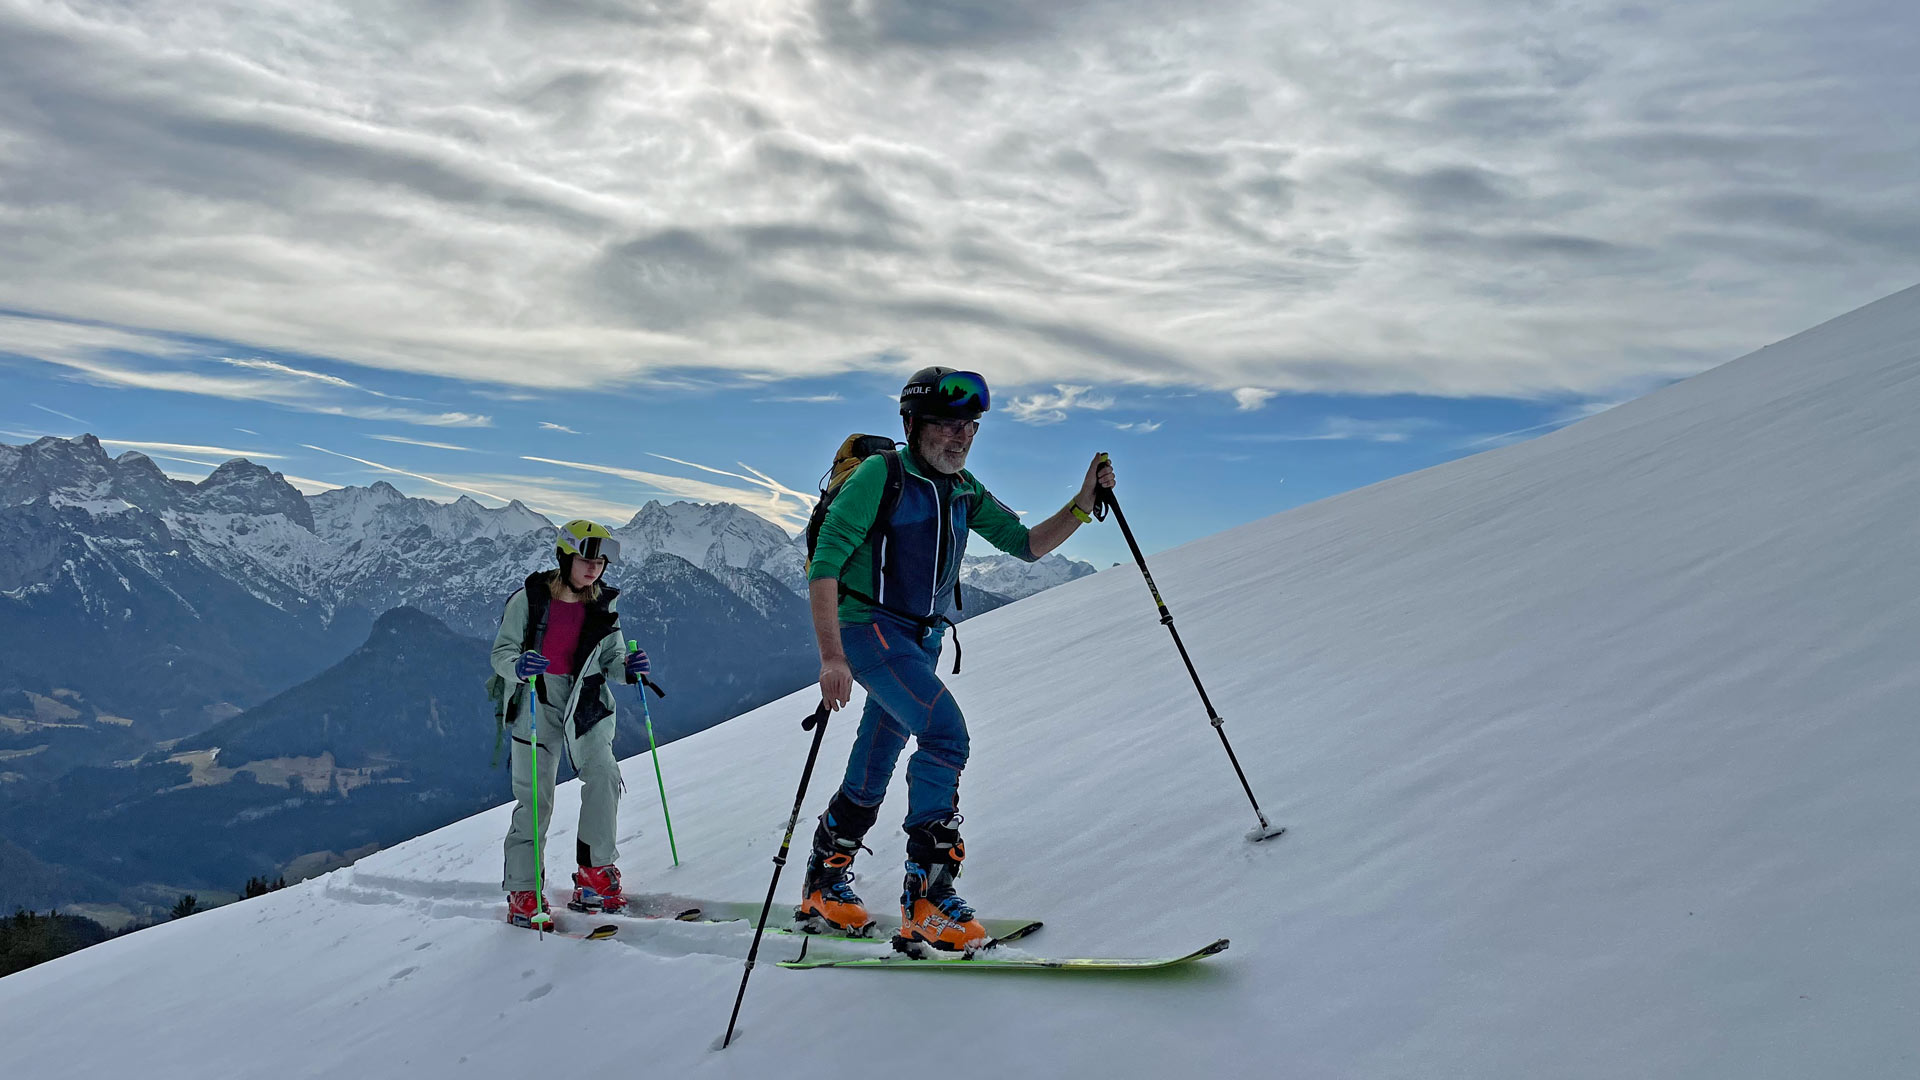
[627,640,666,698]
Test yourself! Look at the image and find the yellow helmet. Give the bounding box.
[555,519,620,568]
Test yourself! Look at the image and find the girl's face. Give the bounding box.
[568,556,606,592]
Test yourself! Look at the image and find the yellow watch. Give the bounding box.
[1067,499,1094,524]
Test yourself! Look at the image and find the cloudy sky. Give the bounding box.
[2,0,1916,566]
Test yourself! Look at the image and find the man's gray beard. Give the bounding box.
[913,436,968,475]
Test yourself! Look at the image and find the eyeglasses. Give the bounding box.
[921,417,980,437]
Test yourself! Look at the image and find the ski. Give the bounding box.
[781,911,1044,946]
[573,901,711,922]
[779,937,1229,972]
[618,893,1042,945]
[508,915,619,941]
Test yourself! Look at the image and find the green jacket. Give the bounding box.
[808,450,1035,624]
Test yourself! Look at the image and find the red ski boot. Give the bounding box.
[506,890,552,929]
[569,864,628,914]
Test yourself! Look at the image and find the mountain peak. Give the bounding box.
[24,432,106,458]
[368,604,455,638]
[27,432,104,452]
[189,458,315,529]
[3,432,123,508]
[613,499,801,586]
[201,457,274,483]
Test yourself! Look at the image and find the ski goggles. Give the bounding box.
[574,535,620,564]
[933,370,990,415]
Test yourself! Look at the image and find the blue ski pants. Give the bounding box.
[836,616,969,830]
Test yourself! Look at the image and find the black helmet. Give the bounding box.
[899,367,990,421]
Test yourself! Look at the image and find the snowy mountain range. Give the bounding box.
[618,498,808,594]
[0,442,350,743]
[1,436,1083,645]
[0,437,1086,747]
[960,550,1097,598]
[9,283,1915,1077]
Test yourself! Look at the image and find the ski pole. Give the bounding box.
[526,675,553,933]
[722,700,832,1049]
[1096,486,1286,843]
[627,641,677,867]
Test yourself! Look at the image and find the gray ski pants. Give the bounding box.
[501,673,621,892]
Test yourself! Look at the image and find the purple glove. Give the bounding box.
[624,647,650,679]
[513,651,550,679]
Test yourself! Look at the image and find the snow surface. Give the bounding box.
[4,286,1920,1077]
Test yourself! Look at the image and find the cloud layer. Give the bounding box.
[2,0,1916,404]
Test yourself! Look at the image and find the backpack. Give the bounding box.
[804,434,905,568]
[484,575,555,767]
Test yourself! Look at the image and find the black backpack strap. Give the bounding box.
[493,579,550,767]
[878,448,905,524]
[523,579,552,710]
[522,577,553,652]
[835,449,906,609]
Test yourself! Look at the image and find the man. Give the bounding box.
[804,366,1115,950]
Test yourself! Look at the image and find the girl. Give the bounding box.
[491,519,650,927]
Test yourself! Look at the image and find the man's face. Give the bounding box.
[914,416,978,475]
[569,556,607,591]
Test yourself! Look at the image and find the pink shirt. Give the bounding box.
[541,598,587,675]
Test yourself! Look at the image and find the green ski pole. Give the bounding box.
[526,674,552,934]
[628,641,678,866]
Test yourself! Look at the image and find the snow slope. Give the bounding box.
[4,285,1918,1078]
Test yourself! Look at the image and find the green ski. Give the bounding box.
[779,937,1229,972]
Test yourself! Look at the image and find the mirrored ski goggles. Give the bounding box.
[935,370,990,414]
[574,535,620,564]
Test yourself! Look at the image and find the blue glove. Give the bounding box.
[624,647,650,679]
[514,651,550,679]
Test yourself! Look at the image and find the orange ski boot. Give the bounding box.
[897,816,988,953]
[798,793,878,935]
